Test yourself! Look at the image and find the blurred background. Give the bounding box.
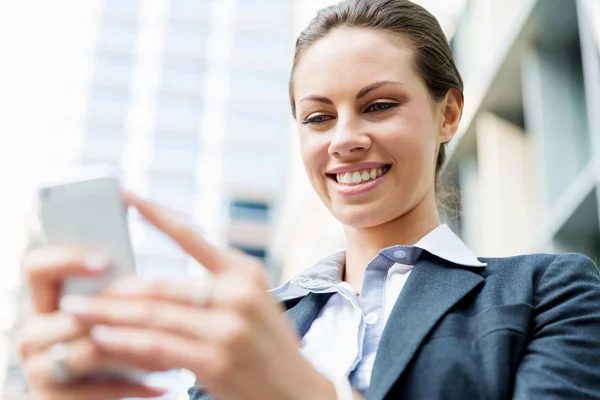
[0,0,599,398]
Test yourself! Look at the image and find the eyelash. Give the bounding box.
[301,102,400,125]
[365,101,400,113]
[301,115,334,125]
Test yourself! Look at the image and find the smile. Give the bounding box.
[325,164,391,196]
[332,166,390,186]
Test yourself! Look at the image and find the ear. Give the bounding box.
[439,88,463,144]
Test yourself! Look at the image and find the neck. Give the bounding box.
[343,193,441,292]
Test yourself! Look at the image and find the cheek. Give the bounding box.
[299,134,320,170]
[298,134,329,186]
[381,116,437,183]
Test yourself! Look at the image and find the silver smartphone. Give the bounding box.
[37,164,137,297]
[37,165,152,383]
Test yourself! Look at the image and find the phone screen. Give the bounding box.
[37,167,137,297]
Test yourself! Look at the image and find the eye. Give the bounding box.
[365,102,400,113]
[301,114,335,125]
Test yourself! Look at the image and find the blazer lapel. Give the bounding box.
[367,256,484,400]
[283,292,335,338]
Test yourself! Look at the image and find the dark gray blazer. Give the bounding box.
[188,252,600,400]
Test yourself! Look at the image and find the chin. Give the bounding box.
[331,203,398,229]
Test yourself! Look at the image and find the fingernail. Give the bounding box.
[91,325,119,344]
[83,253,110,271]
[59,295,89,314]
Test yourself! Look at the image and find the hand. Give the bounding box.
[59,193,337,400]
[18,246,170,400]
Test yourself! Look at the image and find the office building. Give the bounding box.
[80,0,293,278]
[446,0,600,259]
[2,0,294,397]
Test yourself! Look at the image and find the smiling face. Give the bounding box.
[292,27,458,229]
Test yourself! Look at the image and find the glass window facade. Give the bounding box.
[228,199,270,222]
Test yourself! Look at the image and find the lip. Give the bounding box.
[325,162,390,175]
[329,168,389,196]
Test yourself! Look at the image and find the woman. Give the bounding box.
[18,0,600,399]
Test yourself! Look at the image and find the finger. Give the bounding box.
[23,246,111,313]
[24,337,172,388]
[60,295,235,342]
[98,265,268,307]
[18,313,87,359]
[123,192,227,273]
[97,276,214,306]
[71,272,271,318]
[31,381,168,400]
[76,271,272,317]
[90,325,220,380]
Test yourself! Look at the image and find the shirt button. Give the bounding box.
[365,312,378,325]
[393,249,407,259]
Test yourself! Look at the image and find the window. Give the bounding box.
[233,0,292,28]
[86,121,126,140]
[234,0,291,16]
[154,132,199,153]
[228,199,270,222]
[104,0,140,18]
[151,132,200,172]
[230,244,267,260]
[147,170,197,214]
[88,85,130,123]
[89,85,129,110]
[229,52,290,77]
[148,170,197,195]
[160,55,206,92]
[163,21,209,56]
[80,122,126,165]
[99,17,138,52]
[158,91,203,115]
[226,111,288,143]
[155,91,203,130]
[232,31,290,56]
[155,108,202,132]
[229,70,288,102]
[224,146,284,189]
[169,0,212,22]
[94,50,134,87]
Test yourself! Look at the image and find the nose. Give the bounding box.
[328,117,372,158]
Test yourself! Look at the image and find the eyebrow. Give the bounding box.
[298,95,333,105]
[355,80,404,100]
[298,80,404,105]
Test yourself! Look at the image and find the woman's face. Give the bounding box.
[292,28,458,228]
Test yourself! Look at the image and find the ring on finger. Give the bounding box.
[48,342,73,383]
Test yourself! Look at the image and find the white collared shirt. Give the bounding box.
[269,224,485,393]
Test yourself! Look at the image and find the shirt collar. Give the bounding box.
[270,224,485,298]
[414,224,485,267]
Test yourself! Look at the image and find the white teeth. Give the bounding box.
[335,166,389,186]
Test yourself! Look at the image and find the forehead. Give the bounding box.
[292,27,420,98]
